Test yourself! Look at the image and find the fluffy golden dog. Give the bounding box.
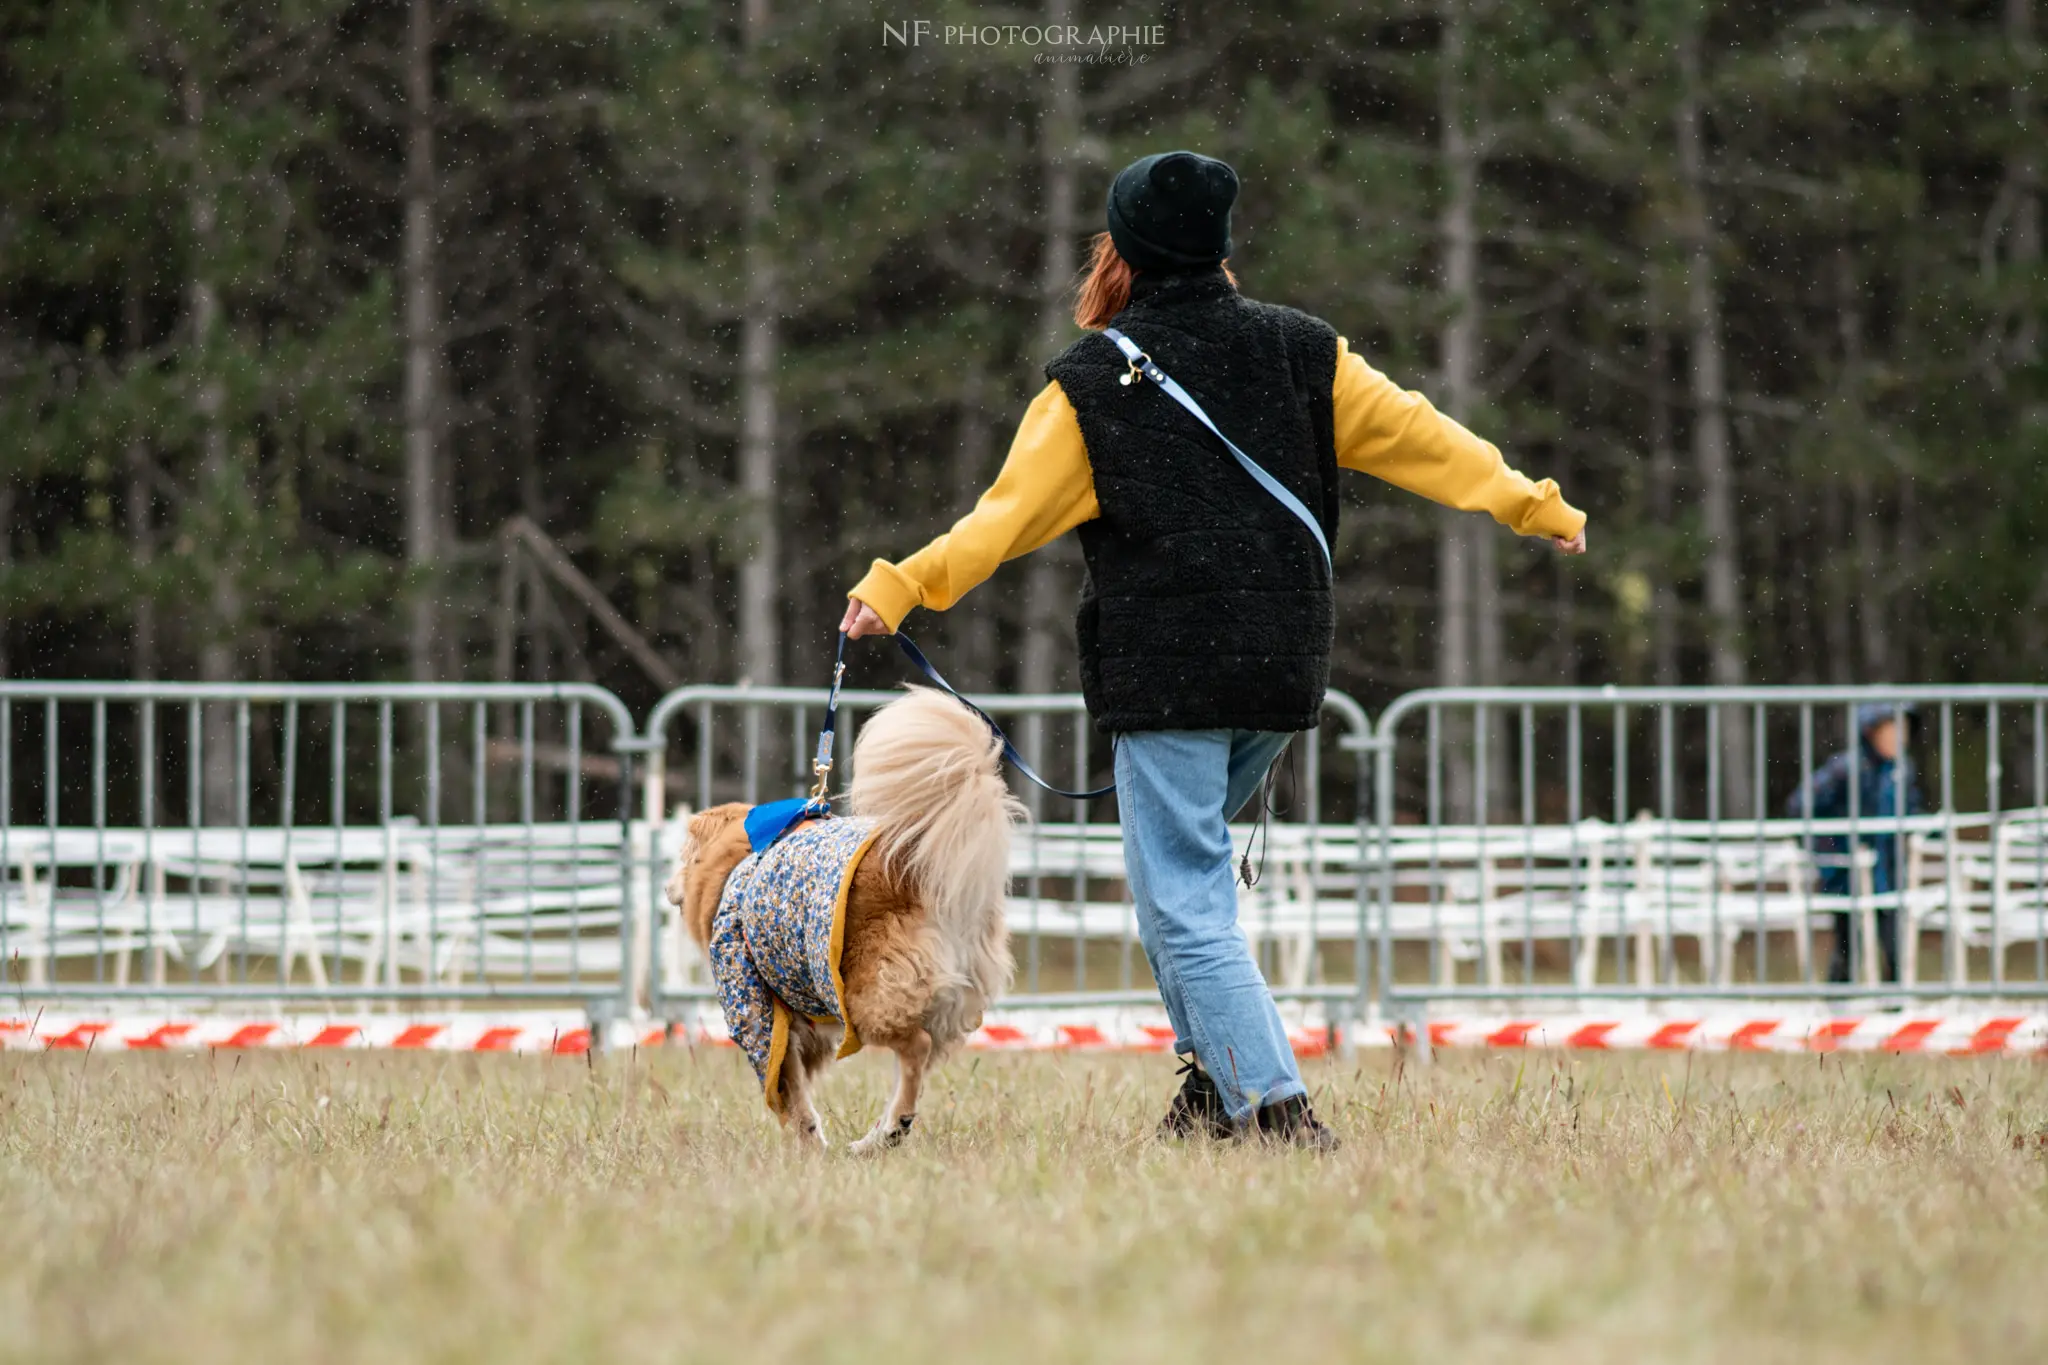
[665,686,1023,1152]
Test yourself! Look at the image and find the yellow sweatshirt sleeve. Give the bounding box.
[848,380,1098,633]
[1332,335,1586,540]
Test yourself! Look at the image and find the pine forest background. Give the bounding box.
[3,0,2044,737]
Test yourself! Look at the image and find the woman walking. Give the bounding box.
[840,150,1588,1148]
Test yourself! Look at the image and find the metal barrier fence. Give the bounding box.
[11,677,2048,1034]
[637,684,1373,1018]
[1370,686,2048,1020]
[0,683,638,1020]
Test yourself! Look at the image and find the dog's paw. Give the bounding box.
[848,1114,915,1156]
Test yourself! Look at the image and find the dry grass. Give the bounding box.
[3,1043,2047,1364]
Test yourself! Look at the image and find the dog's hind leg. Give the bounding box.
[780,1017,841,1150]
[849,1027,931,1155]
[780,1068,826,1151]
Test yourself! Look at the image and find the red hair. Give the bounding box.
[1071,232,1236,330]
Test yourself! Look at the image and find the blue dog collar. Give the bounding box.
[743,796,831,855]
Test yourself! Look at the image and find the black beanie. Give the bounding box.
[1105,150,1239,273]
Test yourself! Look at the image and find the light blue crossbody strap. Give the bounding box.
[1101,326,1332,577]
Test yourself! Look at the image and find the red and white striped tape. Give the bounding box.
[3,1012,2043,1057]
[1399,1014,2048,1056]
[0,1010,1326,1056]
[0,1013,1333,1057]
[0,1014,632,1054]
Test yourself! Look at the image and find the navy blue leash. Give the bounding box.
[771,626,1282,880]
[1101,326,1332,578]
[768,627,1110,856]
[891,631,1115,801]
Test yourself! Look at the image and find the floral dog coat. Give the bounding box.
[707,814,883,1115]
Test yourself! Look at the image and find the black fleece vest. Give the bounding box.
[1045,267,1340,733]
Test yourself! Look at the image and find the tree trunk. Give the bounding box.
[1551,334,1578,684]
[1820,245,1855,685]
[1647,323,1679,687]
[1019,0,1081,714]
[1820,481,1853,684]
[1998,0,2046,662]
[513,263,543,524]
[1435,0,1478,705]
[1434,512,1473,696]
[1835,245,1891,679]
[953,363,998,682]
[127,444,157,680]
[1893,473,1918,681]
[735,0,781,687]
[1674,20,1752,815]
[185,73,237,826]
[125,286,156,680]
[1011,0,1084,819]
[403,0,443,684]
[2012,0,2041,375]
[1437,0,1492,818]
[0,482,11,678]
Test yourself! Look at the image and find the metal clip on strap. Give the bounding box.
[809,630,848,804]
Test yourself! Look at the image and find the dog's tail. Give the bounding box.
[848,686,1024,1025]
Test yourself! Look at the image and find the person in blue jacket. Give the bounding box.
[1783,703,1922,983]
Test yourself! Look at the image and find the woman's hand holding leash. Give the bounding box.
[840,598,891,639]
[1552,528,1588,555]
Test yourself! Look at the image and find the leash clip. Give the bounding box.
[1119,351,1151,387]
[809,657,846,801]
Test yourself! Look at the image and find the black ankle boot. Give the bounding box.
[1244,1094,1340,1152]
[1157,1055,1233,1140]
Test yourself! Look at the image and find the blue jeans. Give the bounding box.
[1114,728,1303,1122]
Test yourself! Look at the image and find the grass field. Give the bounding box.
[4,1043,2047,1364]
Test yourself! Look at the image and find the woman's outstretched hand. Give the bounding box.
[1552,528,1588,555]
[839,597,891,639]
